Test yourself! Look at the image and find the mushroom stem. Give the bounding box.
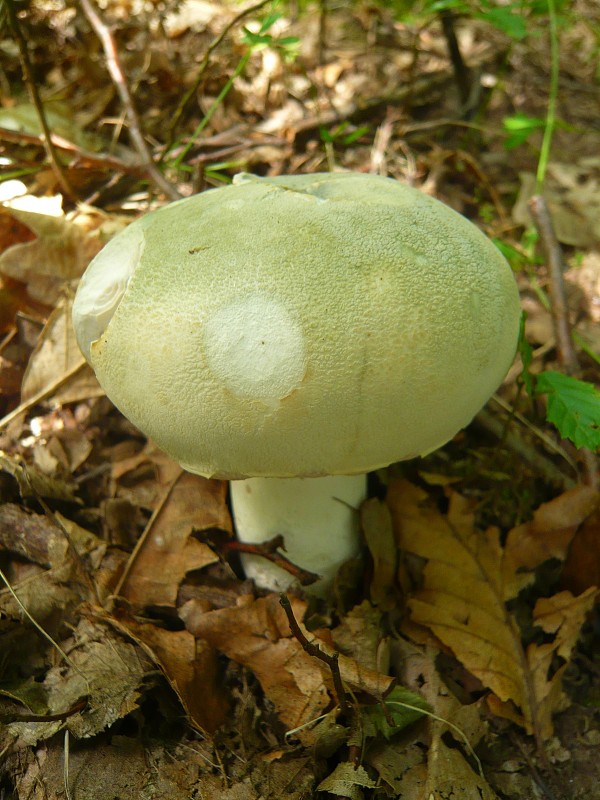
[230,474,367,594]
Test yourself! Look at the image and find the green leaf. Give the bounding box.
[258,11,283,34]
[362,686,431,740]
[502,113,546,150]
[477,7,527,39]
[241,27,272,47]
[535,371,600,451]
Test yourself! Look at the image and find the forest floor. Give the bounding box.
[0,1,599,798]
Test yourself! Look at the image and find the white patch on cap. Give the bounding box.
[203,296,306,403]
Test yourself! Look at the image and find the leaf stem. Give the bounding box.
[536,0,559,190]
[171,51,252,171]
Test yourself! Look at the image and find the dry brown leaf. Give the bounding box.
[189,594,330,734]
[421,741,499,800]
[331,600,388,674]
[6,618,154,746]
[361,499,398,611]
[388,479,598,740]
[189,594,394,736]
[562,503,600,594]
[513,162,600,248]
[384,638,498,799]
[317,762,376,798]
[0,503,70,567]
[6,721,223,800]
[20,295,96,406]
[114,616,228,734]
[526,587,599,739]
[0,565,78,625]
[0,449,80,503]
[0,203,124,304]
[505,486,599,572]
[120,472,228,608]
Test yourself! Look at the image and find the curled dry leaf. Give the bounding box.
[505,486,599,572]
[0,450,80,504]
[388,479,599,740]
[317,763,376,798]
[112,615,229,734]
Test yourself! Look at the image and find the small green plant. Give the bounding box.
[320,121,370,148]
[169,4,298,172]
[518,319,600,452]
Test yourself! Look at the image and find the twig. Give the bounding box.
[4,0,77,201]
[476,408,576,489]
[64,730,73,800]
[217,534,320,586]
[279,593,351,719]
[78,0,180,201]
[439,10,471,109]
[0,358,88,432]
[528,194,598,487]
[528,195,578,374]
[290,71,452,140]
[0,126,145,175]
[109,468,184,607]
[0,699,87,725]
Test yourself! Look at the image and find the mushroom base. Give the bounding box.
[230,474,367,595]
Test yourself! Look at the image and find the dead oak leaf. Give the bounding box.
[387,479,598,740]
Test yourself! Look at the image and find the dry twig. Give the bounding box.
[528,194,598,487]
[78,0,180,201]
[528,195,578,374]
[279,593,351,719]
[4,0,77,200]
[218,533,320,586]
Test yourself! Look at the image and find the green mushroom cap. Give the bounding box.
[73,172,521,479]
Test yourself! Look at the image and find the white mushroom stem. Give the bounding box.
[230,474,368,595]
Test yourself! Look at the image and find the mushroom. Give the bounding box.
[72,172,521,594]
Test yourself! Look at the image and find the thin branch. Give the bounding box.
[439,10,471,109]
[4,0,77,200]
[528,194,598,487]
[216,533,320,586]
[528,195,578,374]
[78,0,180,201]
[279,593,351,719]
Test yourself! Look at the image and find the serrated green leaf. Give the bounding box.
[362,686,431,740]
[535,371,600,451]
